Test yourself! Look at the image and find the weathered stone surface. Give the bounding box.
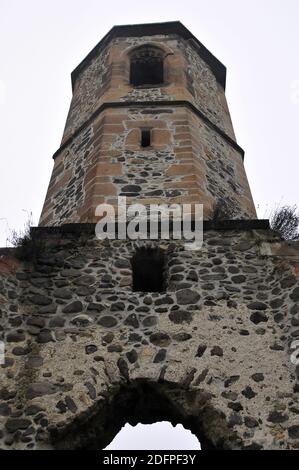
[98,316,117,328]
[228,413,243,427]
[126,349,138,364]
[270,298,284,309]
[49,316,65,327]
[173,332,192,342]
[37,330,54,343]
[251,373,264,383]
[53,288,72,300]
[107,344,123,353]
[117,358,129,380]
[224,376,240,388]
[65,396,78,413]
[155,296,174,306]
[30,294,52,306]
[176,289,200,305]
[102,332,114,344]
[0,404,11,417]
[231,275,246,284]
[142,316,157,327]
[70,314,93,326]
[62,301,83,314]
[267,411,288,423]
[250,312,268,324]
[211,346,223,357]
[39,303,57,314]
[242,386,256,399]
[290,287,299,302]
[27,316,46,328]
[6,331,25,343]
[115,259,130,269]
[85,345,98,355]
[87,303,104,313]
[288,426,299,439]
[169,310,193,324]
[150,333,171,347]
[25,405,44,416]
[85,382,96,400]
[154,349,167,363]
[247,302,268,311]
[196,345,207,358]
[12,346,30,356]
[124,314,139,328]
[5,419,31,433]
[76,286,96,296]
[56,401,67,413]
[26,382,58,399]
[111,302,125,312]
[244,417,258,428]
[181,368,197,388]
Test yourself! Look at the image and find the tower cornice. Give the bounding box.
[52,100,244,161]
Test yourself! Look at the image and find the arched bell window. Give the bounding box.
[130,46,164,87]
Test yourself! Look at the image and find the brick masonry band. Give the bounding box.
[52,101,245,161]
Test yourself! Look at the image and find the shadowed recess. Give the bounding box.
[131,247,166,292]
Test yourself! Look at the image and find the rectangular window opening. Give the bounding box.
[131,247,166,293]
[141,129,151,148]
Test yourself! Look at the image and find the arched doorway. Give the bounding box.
[50,379,240,450]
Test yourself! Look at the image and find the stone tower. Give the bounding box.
[39,22,256,226]
[0,22,299,450]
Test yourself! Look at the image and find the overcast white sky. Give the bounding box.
[0,0,299,449]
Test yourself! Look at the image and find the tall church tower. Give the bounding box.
[0,23,298,451]
[39,22,256,226]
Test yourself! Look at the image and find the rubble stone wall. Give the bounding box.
[0,228,298,449]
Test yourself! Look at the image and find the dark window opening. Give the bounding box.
[130,46,164,87]
[131,247,166,292]
[141,129,151,148]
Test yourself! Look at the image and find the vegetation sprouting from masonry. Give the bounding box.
[7,213,44,262]
[270,205,299,241]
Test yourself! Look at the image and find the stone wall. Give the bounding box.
[0,227,298,449]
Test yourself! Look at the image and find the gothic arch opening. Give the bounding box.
[50,380,240,450]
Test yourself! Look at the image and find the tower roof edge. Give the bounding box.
[70,21,227,91]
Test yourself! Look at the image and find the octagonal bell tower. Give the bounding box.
[39,21,256,226]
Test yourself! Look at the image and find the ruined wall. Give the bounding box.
[0,228,298,450]
[40,106,255,227]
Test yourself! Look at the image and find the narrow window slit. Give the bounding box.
[141,129,151,148]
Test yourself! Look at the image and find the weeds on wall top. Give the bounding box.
[7,213,44,262]
[270,205,299,241]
